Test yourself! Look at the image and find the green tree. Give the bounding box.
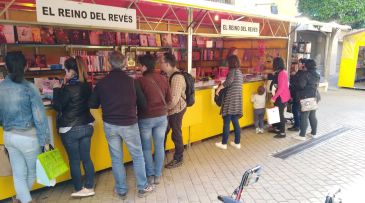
[298,0,365,28]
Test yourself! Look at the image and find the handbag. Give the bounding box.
[300,97,318,112]
[214,87,227,107]
[266,107,281,124]
[0,145,12,176]
[37,148,68,180]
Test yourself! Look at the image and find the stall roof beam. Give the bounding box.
[0,0,16,17]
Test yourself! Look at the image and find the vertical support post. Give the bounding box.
[187,8,193,74]
[324,32,331,83]
[286,22,292,73]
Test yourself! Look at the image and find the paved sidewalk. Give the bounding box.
[3,88,365,203]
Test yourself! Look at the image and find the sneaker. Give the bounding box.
[274,133,286,138]
[138,184,154,198]
[259,128,265,134]
[215,142,227,150]
[292,135,307,141]
[307,133,318,139]
[154,176,161,185]
[147,176,155,185]
[230,141,241,149]
[288,127,300,132]
[71,188,95,197]
[165,159,183,169]
[256,128,260,134]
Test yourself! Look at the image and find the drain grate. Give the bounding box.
[272,127,351,159]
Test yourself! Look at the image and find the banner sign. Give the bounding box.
[221,19,260,36]
[36,0,137,30]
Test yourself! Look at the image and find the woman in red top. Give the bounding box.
[271,57,291,138]
[137,54,172,185]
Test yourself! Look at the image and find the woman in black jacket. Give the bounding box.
[295,59,320,140]
[53,57,95,197]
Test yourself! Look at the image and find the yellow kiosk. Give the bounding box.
[338,29,365,89]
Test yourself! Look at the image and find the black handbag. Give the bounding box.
[214,88,227,107]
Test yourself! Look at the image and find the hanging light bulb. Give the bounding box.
[214,14,219,21]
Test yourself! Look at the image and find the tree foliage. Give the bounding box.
[298,0,365,28]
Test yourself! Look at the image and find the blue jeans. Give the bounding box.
[292,101,301,128]
[4,132,41,203]
[222,115,241,144]
[60,125,95,191]
[103,122,147,194]
[139,116,168,178]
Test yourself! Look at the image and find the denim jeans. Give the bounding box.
[138,116,168,178]
[292,101,301,128]
[254,108,265,129]
[104,122,147,194]
[300,110,318,137]
[60,125,95,191]
[3,131,41,203]
[222,114,241,144]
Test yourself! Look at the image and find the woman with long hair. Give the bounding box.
[0,51,51,203]
[270,57,291,138]
[215,55,243,149]
[53,56,95,197]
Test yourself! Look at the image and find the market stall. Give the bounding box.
[0,0,291,200]
[338,29,365,89]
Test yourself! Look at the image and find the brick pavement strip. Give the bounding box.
[3,89,365,203]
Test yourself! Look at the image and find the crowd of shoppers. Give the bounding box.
[0,49,320,201]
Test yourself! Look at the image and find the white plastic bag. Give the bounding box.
[36,159,56,187]
[266,107,281,125]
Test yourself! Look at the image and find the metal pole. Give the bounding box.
[187,8,193,74]
[286,22,292,72]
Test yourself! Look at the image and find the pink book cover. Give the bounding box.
[139,34,148,47]
[16,26,33,43]
[155,34,162,47]
[172,34,180,47]
[116,32,128,45]
[31,27,42,43]
[0,24,15,44]
[40,27,56,44]
[196,37,205,48]
[35,55,47,68]
[192,36,197,47]
[216,39,223,48]
[55,28,70,44]
[89,31,101,45]
[147,34,156,47]
[128,33,140,46]
[161,34,172,47]
[68,30,90,45]
[192,51,201,61]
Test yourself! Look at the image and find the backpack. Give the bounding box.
[170,71,195,107]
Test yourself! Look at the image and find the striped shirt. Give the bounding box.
[221,69,243,116]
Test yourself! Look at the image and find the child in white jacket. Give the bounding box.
[251,86,266,134]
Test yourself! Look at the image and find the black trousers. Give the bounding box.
[165,108,186,161]
[274,98,287,134]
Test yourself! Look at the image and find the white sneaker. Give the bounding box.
[71,188,95,197]
[230,141,241,149]
[307,133,318,139]
[260,128,265,134]
[292,135,307,141]
[256,128,260,134]
[215,142,227,149]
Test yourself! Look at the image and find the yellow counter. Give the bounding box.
[0,81,263,200]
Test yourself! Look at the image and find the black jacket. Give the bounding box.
[289,70,305,102]
[297,69,321,101]
[53,82,95,128]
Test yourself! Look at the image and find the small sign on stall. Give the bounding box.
[36,0,137,30]
[221,20,260,37]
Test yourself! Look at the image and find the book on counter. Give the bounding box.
[139,34,148,47]
[155,34,162,47]
[35,55,47,69]
[16,26,33,43]
[31,27,42,43]
[40,27,56,44]
[128,33,140,46]
[55,28,70,44]
[161,34,172,47]
[147,34,156,47]
[68,30,90,45]
[172,34,180,47]
[0,24,15,44]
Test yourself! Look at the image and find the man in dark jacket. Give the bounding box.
[288,59,306,132]
[293,59,320,141]
[88,51,154,199]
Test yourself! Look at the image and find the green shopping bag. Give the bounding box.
[37,149,69,180]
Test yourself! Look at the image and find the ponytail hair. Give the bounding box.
[64,56,88,82]
[5,51,26,83]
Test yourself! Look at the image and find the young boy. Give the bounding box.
[251,86,266,134]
